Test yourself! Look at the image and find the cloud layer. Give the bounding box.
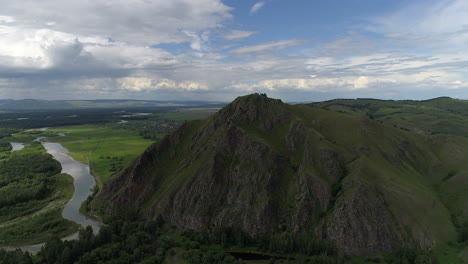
[0,0,467,101]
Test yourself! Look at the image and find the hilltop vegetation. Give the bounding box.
[315,97,468,137]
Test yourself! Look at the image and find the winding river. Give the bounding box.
[3,138,102,252]
[43,142,102,233]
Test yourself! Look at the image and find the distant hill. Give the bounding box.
[0,99,75,110]
[315,97,468,137]
[95,94,468,256]
[0,99,225,111]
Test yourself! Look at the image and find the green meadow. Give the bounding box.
[46,125,154,186]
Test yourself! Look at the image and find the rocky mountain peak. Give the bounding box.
[216,93,290,131]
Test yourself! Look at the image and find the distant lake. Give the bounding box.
[10,142,25,151]
[120,113,151,117]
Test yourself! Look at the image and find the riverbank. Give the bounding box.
[1,136,102,253]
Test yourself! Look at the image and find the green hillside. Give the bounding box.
[315,97,468,137]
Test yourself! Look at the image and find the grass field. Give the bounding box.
[46,124,154,187]
[0,208,79,246]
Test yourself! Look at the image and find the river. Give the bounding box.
[3,138,102,252]
[43,142,102,234]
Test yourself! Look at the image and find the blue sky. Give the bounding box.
[0,0,467,101]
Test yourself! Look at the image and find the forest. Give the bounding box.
[0,143,61,221]
[0,213,440,264]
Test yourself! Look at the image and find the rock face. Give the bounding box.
[97,93,461,255]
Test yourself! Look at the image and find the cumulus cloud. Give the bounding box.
[0,0,232,45]
[118,77,208,92]
[250,1,266,14]
[0,0,231,91]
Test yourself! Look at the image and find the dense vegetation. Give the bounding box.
[0,128,19,140]
[0,209,78,246]
[0,141,78,245]
[0,142,12,153]
[0,214,440,264]
[0,143,65,222]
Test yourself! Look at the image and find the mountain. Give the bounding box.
[0,99,75,110]
[94,94,468,255]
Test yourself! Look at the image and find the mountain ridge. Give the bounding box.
[94,93,468,255]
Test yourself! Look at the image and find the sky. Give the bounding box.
[0,0,468,102]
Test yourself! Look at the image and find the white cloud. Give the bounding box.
[0,16,15,24]
[230,76,395,92]
[0,0,232,45]
[375,0,468,35]
[250,1,266,14]
[352,76,370,90]
[370,0,468,50]
[222,30,257,40]
[118,77,208,92]
[183,31,211,52]
[230,39,306,55]
[0,0,232,74]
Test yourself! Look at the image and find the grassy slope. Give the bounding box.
[288,105,457,246]
[252,103,467,262]
[316,98,468,262]
[316,97,468,136]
